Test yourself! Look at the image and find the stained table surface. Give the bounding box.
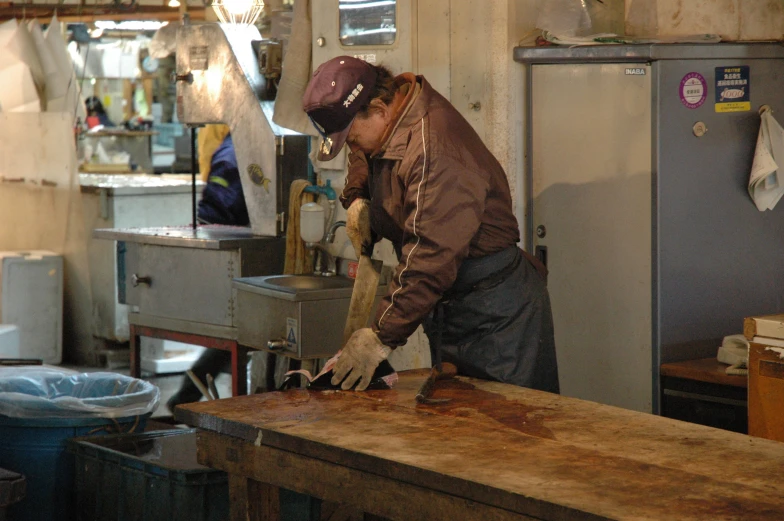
[178,370,784,520]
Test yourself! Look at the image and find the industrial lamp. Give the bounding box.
[212,0,264,25]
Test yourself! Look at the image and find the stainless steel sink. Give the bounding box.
[233,275,357,300]
[258,275,354,292]
[232,274,387,358]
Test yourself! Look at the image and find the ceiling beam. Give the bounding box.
[0,3,206,23]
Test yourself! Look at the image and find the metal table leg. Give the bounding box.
[232,344,250,397]
[131,324,247,397]
[129,324,141,378]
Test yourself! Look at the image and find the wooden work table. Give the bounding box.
[177,370,784,521]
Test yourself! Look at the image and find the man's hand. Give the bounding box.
[346,198,371,259]
[331,328,392,391]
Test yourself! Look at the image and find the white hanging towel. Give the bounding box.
[749,107,784,211]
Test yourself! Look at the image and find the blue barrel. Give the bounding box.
[0,370,159,521]
[0,414,150,521]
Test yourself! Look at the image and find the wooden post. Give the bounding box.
[229,475,280,521]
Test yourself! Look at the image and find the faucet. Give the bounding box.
[310,220,345,276]
[304,179,337,201]
[325,220,345,244]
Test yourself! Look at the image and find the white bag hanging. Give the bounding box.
[749,106,784,211]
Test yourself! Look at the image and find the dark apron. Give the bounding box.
[423,246,560,393]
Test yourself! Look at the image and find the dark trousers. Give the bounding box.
[167,349,231,409]
[424,247,560,394]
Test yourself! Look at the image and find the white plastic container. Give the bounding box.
[300,202,325,243]
[140,338,205,374]
[0,251,63,364]
[0,325,20,358]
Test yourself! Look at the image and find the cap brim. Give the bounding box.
[317,119,354,162]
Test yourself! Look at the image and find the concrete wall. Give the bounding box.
[439,0,625,240]
[625,0,784,40]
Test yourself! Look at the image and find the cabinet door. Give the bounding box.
[657,59,784,355]
[531,63,653,412]
[125,244,238,327]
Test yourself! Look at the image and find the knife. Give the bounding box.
[416,362,457,404]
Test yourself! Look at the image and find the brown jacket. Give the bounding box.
[341,75,520,348]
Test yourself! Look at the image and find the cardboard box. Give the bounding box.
[744,314,784,341]
[748,341,784,441]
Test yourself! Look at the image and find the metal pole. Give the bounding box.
[190,127,197,230]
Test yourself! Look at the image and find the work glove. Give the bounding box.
[331,328,392,391]
[346,198,372,259]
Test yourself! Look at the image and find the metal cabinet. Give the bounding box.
[96,227,285,329]
[516,44,784,413]
[82,174,201,343]
[234,276,387,359]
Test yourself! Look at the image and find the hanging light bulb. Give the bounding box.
[212,0,264,25]
[168,0,181,7]
[223,0,252,14]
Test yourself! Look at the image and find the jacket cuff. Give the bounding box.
[339,190,364,211]
[373,324,406,349]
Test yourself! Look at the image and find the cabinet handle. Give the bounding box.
[173,72,193,84]
[132,274,151,287]
[535,246,548,268]
[267,339,287,351]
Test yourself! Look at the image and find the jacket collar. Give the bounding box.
[374,74,432,161]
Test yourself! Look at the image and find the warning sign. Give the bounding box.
[715,66,750,113]
[286,318,297,350]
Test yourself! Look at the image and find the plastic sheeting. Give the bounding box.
[0,19,43,112]
[0,367,160,419]
[148,22,179,59]
[44,16,86,121]
[536,0,592,37]
[0,61,40,112]
[272,0,316,136]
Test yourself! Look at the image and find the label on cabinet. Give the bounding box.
[715,66,750,113]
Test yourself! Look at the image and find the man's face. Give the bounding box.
[347,109,389,156]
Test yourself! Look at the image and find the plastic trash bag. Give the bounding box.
[0,367,160,419]
[536,0,592,37]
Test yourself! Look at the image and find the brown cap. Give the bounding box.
[303,56,378,161]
